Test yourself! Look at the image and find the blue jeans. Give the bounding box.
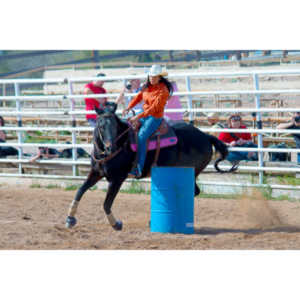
[227,151,250,162]
[87,118,97,127]
[227,143,258,162]
[136,116,163,172]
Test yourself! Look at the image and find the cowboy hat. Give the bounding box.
[148,64,168,77]
[207,112,219,119]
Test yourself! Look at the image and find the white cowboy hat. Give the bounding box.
[148,64,168,77]
[207,112,219,119]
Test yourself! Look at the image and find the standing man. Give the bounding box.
[116,76,143,112]
[84,73,107,127]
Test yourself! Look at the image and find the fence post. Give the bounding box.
[67,80,78,177]
[253,73,264,184]
[3,84,6,107]
[14,83,23,174]
[185,76,194,124]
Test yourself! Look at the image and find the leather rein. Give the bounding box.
[91,124,131,165]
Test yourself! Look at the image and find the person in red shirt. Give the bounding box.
[84,73,107,127]
[218,114,257,163]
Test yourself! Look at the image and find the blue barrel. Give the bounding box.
[150,167,194,234]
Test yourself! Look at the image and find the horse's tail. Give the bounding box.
[208,134,238,173]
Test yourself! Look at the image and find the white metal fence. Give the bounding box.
[1,69,300,191]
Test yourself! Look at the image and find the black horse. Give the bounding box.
[65,103,235,230]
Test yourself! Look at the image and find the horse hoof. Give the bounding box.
[112,220,123,231]
[66,216,77,228]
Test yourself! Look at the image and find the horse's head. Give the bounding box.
[94,102,119,156]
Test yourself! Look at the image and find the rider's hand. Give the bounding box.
[122,108,130,117]
[128,115,140,129]
[129,115,139,124]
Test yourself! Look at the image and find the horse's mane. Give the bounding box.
[114,113,130,132]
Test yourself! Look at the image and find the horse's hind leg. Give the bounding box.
[103,177,126,231]
[65,170,102,228]
[194,168,203,197]
[195,183,200,197]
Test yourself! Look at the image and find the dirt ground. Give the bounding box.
[1,185,300,250]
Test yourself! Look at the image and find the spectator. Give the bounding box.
[207,112,224,137]
[0,116,18,158]
[29,147,60,163]
[84,73,107,127]
[116,76,143,113]
[29,145,89,163]
[218,114,258,164]
[277,112,300,164]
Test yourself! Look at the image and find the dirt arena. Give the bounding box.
[1,185,300,250]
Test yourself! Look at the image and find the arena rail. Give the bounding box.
[1,69,300,193]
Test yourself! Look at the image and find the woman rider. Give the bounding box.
[122,65,173,178]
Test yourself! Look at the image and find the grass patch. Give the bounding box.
[100,184,298,203]
[197,193,239,199]
[90,186,98,191]
[272,194,293,201]
[255,186,295,202]
[25,136,56,144]
[259,186,272,199]
[45,184,60,189]
[121,181,150,194]
[64,184,80,191]
[30,183,42,188]
[58,131,71,136]
[277,174,300,186]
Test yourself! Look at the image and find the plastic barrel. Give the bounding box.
[150,167,194,234]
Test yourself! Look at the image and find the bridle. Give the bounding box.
[91,121,131,165]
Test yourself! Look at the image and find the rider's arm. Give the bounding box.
[137,88,169,119]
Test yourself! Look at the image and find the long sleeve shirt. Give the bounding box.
[127,82,169,120]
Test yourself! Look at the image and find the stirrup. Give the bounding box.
[128,167,142,179]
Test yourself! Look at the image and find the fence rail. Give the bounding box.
[1,68,300,193]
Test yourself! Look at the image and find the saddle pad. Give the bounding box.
[129,121,178,152]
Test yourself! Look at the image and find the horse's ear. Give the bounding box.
[95,107,104,115]
[105,102,117,113]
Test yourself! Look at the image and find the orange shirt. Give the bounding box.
[127,82,169,119]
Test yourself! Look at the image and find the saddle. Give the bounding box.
[129,119,178,152]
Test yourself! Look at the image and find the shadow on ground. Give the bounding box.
[195,226,300,235]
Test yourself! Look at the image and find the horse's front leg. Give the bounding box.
[104,177,126,231]
[65,169,103,228]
